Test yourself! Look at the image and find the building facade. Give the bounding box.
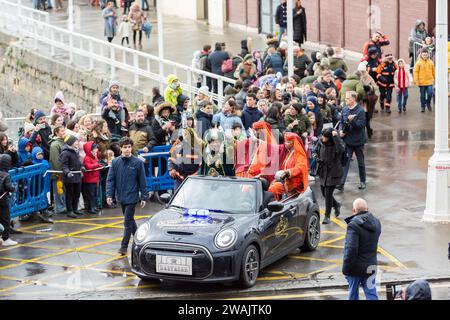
[162,0,441,59]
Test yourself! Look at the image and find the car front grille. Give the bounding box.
[139,242,213,279]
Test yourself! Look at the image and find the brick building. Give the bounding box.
[225,0,440,60]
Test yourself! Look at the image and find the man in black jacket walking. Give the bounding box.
[275,0,287,43]
[343,198,381,300]
[106,137,147,255]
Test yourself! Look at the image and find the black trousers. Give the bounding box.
[83,183,98,211]
[107,37,114,43]
[379,87,393,109]
[341,145,366,185]
[123,1,131,15]
[133,30,142,45]
[121,204,137,249]
[0,202,11,241]
[65,183,81,212]
[320,186,338,216]
[121,36,129,46]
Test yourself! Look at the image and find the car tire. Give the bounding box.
[237,245,260,289]
[300,212,320,252]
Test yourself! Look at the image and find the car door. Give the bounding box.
[259,209,285,261]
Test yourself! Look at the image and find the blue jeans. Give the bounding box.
[278,26,286,43]
[341,145,366,186]
[121,204,137,249]
[419,85,433,110]
[141,0,149,10]
[397,88,408,111]
[346,275,378,300]
[52,180,66,214]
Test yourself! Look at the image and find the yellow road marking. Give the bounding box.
[319,235,346,246]
[377,247,408,270]
[321,230,346,235]
[288,255,342,265]
[319,244,345,249]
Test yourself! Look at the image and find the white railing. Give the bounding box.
[0,0,235,137]
[413,41,436,66]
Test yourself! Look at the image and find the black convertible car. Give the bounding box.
[131,176,321,288]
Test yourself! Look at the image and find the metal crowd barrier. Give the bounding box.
[9,163,50,218]
[413,41,436,65]
[139,145,174,194]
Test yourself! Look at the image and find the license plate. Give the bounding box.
[156,255,192,276]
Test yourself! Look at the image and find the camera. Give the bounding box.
[342,121,351,135]
[282,92,292,104]
[386,283,402,300]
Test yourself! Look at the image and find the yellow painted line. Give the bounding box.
[226,290,347,300]
[88,267,136,277]
[84,254,125,269]
[78,249,118,256]
[318,235,346,246]
[377,246,408,270]
[263,270,306,278]
[319,244,345,249]
[257,275,292,281]
[72,235,113,241]
[98,277,136,290]
[0,283,27,294]
[305,264,339,276]
[321,230,346,235]
[288,255,342,265]
[111,283,157,290]
[54,215,150,223]
[59,220,124,229]
[16,223,51,231]
[0,234,67,253]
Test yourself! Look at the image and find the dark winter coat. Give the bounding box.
[59,145,83,184]
[263,53,284,75]
[49,136,65,180]
[195,109,213,139]
[30,123,52,160]
[101,107,122,140]
[0,154,15,206]
[241,106,263,131]
[106,155,147,205]
[293,6,307,44]
[207,50,229,75]
[340,104,366,147]
[128,120,155,154]
[317,135,345,187]
[343,211,381,277]
[284,54,311,78]
[275,3,288,28]
[149,117,173,149]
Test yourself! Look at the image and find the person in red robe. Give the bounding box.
[268,132,309,200]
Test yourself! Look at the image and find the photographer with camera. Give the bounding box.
[315,128,345,224]
[338,91,367,191]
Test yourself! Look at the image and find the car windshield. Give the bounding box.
[171,179,257,214]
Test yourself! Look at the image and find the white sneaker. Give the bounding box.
[1,239,18,246]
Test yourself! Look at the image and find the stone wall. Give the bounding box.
[0,32,148,118]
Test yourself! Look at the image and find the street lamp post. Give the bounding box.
[156,0,164,92]
[422,0,450,223]
[287,0,294,77]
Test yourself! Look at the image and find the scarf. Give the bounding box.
[397,66,407,90]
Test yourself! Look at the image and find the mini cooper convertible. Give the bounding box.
[131,176,321,288]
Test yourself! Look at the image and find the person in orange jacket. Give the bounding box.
[363,31,390,58]
[375,53,398,113]
[268,132,309,201]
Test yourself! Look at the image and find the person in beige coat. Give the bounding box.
[358,61,378,139]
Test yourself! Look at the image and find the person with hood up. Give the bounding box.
[268,132,309,201]
[29,146,54,223]
[343,198,381,300]
[60,136,83,219]
[17,137,33,167]
[50,91,73,119]
[409,20,428,69]
[30,110,53,161]
[305,96,324,136]
[49,126,67,215]
[395,58,412,113]
[82,141,103,214]
[401,279,432,300]
[164,74,183,107]
[316,128,345,224]
[0,154,17,247]
[175,94,193,129]
[284,103,311,139]
[168,128,203,190]
[234,54,257,82]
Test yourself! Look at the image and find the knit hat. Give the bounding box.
[357,60,368,72]
[368,47,378,55]
[34,110,46,124]
[198,86,210,96]
[109,79,120,90]
[334,68,347,81]
[24,122,36,134]
[292,103,304,114]
[64,135,78,147]
[320,57,330,67]
[313,82,325,92]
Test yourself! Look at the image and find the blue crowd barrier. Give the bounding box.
[139,145,174,193]
[9,163,50,219]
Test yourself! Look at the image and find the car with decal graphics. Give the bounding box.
[131,176,321,288]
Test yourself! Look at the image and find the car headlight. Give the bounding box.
[214,228,237,250]
[135,223,150,244]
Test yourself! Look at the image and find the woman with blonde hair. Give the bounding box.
[128,3,146,49]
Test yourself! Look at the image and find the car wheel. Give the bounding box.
[300,212,320,252]
[238,245,260,288]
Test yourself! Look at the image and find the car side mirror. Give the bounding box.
[160,193,171,204]
[268,201,284,213]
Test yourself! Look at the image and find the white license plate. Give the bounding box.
[156,255,192,276]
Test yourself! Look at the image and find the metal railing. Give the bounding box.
[0,0,235,137]
[413,41,436,65]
